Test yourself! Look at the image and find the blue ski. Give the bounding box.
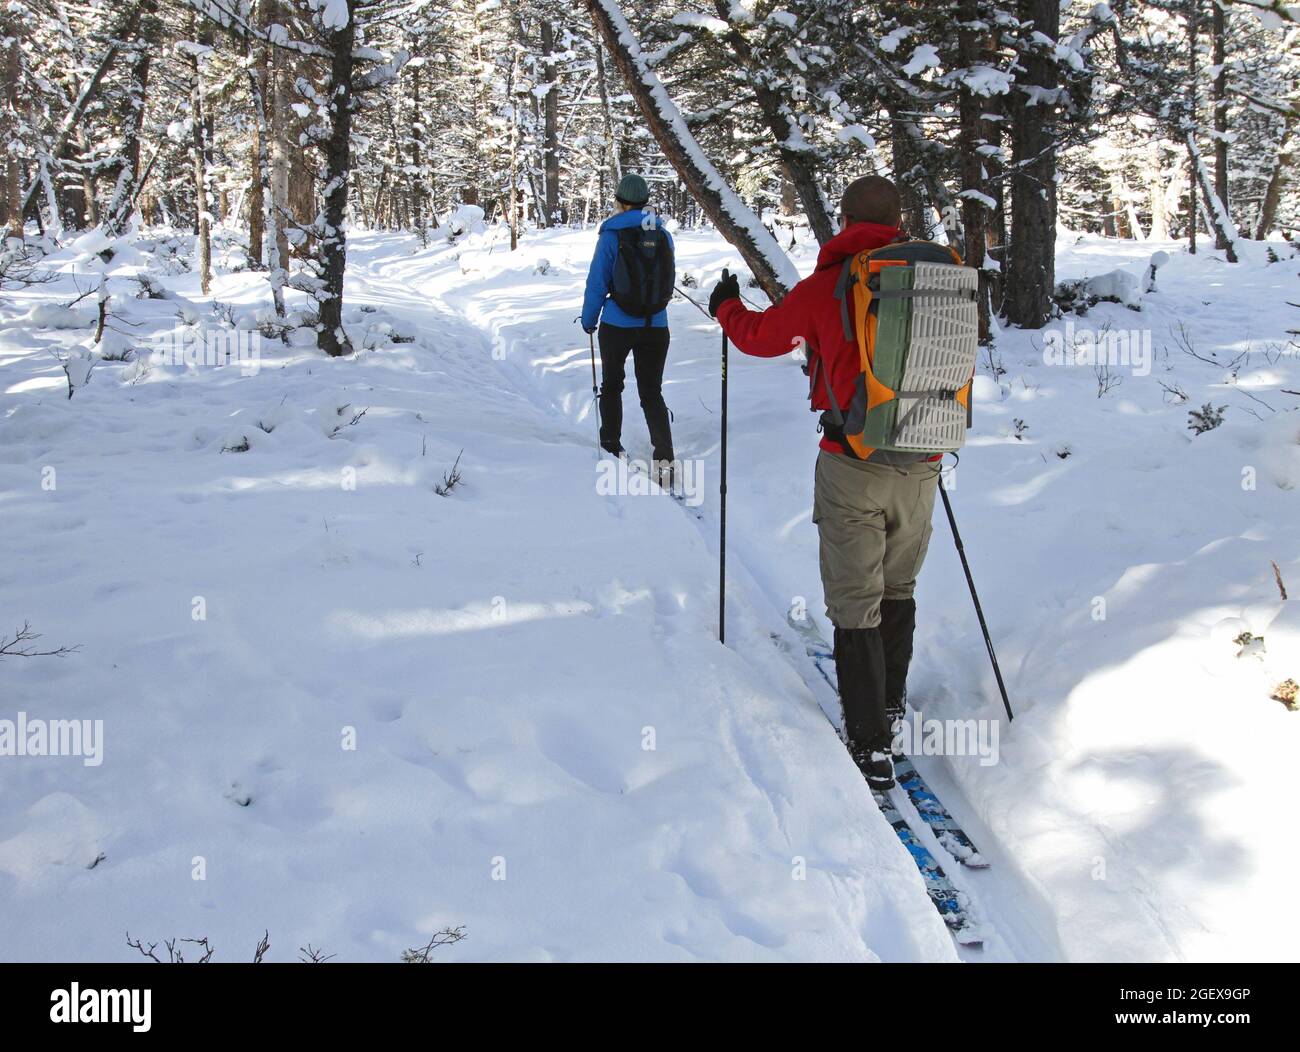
[874,789,983,946]
[892,755,988,868]
[786,612,988,868]
[785,614,983,944]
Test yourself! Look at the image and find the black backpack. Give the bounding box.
[610,225,674,325]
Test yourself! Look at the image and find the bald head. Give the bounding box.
[840,176,902,229]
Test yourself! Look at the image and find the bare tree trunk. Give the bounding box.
[1255,120,1294,239]
[1186,130,1239,261]
[270,9,291,269]
[1181,0,1241,262]
[981,101,1007,316]
[1004,0,1059,328]
[1109,179,1133,239]
[316,6,357,357]
[1148,169,1169,240]
[75,130,97,228]
[776,173,800,247]
[1187,1,1199,253]
[593,29,620,207]
[247,36,269,267]
[0,12,23,233]
[506,17,520,252]
[245,45,284,315]
[1212,2,1231,252]
[248,139,264,264]
[541,20,560,227]
[891,116,931,239]
[410,65,425,240]
[888,104,959,240]
[102,2,157,236]
[188,21,212,294]
[957,2,991,340]
[586,0,797,301]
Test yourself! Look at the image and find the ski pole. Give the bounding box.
[938,458,1013,721]
[719,330,729,645]
[588,330,601,455]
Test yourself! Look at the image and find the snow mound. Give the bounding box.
[26,304,95,329]
[0,793,107,883]
[447,204,485,238]
[1082,269,1141,307]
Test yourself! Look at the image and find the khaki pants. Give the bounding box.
[812,450,940,630]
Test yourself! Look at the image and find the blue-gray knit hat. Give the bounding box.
[615,173,650,206]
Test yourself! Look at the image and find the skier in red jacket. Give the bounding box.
[707,176,941,791]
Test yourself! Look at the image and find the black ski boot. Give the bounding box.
[833,625,895,791]
[850,743,896,793]
[880,597,916,758]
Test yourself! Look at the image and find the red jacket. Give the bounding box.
[717,221,904,455]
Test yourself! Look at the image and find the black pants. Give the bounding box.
[598,323,674,462]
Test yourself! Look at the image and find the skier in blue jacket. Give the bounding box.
[581,173,675,471]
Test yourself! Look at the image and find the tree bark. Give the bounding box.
[593,28,620,209]
[957,1,992,340]
[410,64,425,239]
[269,6,292,267]
[1187,1,1199,253]
[188,22,212,294]
[316,5,357,357]
[248,137,264,264]
[891,115,931,239]
[506,18,519,251]
[1212,2,1230,252]
[1004,0,1059,328]
[541,20,560,228]
[102,1,158,236]
[245,44,284,315]
[1186,129,1239,261]
[1255,119,1294,239]
[0,11,22,233]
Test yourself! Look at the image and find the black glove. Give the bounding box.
[708,269,741,318]
[583,324,597,335]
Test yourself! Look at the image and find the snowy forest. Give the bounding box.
[1,0,1299,975]
[4,0,1297,340]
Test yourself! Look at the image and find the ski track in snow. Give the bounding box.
[1,222,1297,962]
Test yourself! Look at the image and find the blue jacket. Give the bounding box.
[581,209,673,330]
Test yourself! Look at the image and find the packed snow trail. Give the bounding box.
[0,229,958,962]
[421,228,1067,961]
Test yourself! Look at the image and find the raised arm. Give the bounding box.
[715,278,814,360]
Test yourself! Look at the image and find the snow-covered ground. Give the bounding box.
[0,219,1296,962]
